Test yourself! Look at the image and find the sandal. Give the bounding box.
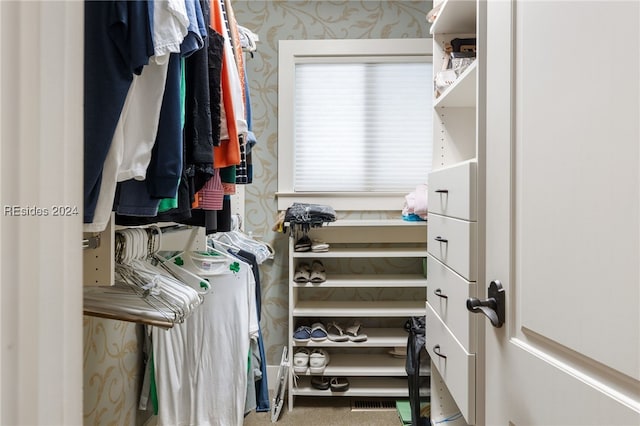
[345,322,368,342]
[311,240,330,252]
[326,322,349,342]
[330,377,350,392]
[309,348,330,374]
[309,260,326,283]
[293,325,312,342]
[310,322,328,341]
[311,376,330,390]
[293,263,311,283]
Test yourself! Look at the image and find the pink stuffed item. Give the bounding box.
[403,184,428,219]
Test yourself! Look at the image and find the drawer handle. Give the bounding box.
[433,345,447,359]
[434,236,448,243]
[434,288,448,299]
[435,189,449,194]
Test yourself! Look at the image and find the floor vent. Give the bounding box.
[350,399,397,412]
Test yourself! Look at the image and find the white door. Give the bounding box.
[483,1,640,425]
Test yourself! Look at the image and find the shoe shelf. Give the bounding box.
[292,377,431,398]
[292,301,426,318]
[287,220,428,411]
[293,327,408,348]
[295,353,431,377]
[292,273,427,288]
[292,247,428,258]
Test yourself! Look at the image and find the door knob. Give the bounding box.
[466,280,505,328]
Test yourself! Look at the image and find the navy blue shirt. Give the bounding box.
[83,0,153,223]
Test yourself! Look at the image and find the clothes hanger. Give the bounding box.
[211,231,273,264]
[163,244,241,281]
[96,226,205,325]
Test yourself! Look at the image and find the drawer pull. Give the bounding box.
[433,344,447,359]
[434,288,448,299]
[435,189,449,194]
[434,236,448,243]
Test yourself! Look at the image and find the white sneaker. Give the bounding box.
[293,348,311,374]
[309,349,330,374]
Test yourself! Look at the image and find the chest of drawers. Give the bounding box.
[427,161,478,424]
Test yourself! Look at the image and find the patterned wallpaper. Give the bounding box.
[83,2,431,425]
[233,0,432,364]
[83,317,151,425]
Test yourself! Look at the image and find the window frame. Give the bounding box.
[277,38,433,212]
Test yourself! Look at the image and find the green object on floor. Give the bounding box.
[396,400,412,425]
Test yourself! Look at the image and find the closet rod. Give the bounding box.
[83,308,174,329]
[82,235,101,250]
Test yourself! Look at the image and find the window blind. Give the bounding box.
[294,62,433,192]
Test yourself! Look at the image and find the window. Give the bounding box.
[277,39,433,211]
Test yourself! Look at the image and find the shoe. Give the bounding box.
[345,322,368,342]
[309,348,330,374]
[311,240,330,252]
[309,260,326,283]
[310,322,328,342]
[293,263,311,283]
[310,376,330,390]
[330,377,350,392]
[294,235,312,252]
[293,348,311,374]
[326,322,349,342]
[293,325,312,342]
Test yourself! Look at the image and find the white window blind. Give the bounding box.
[294,61,433,192]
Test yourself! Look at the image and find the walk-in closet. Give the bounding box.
[1,1,639,426]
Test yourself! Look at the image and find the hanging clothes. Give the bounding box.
[85,0,189,231]
[184,0,215,194]
[209,0,245,169]
[114,0,208,220]
[84,0,260,231]
[152,250,258,426]
[83,0,153,224]
[230,249,270,412]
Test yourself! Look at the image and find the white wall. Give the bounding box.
[0,1,84,424]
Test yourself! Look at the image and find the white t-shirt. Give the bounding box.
[154,252,258,426]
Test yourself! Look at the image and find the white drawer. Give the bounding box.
[426,303,476,425]
[428,161,477,221]
[427,255,477,353]
[428,213,477,281]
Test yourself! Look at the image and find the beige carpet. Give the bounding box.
[243,397,403,426]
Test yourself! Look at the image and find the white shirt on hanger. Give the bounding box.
[153,250,258,426]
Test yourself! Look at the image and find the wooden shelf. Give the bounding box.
[293,353,431,377]
[292,274,427,288]
[293,247,428,259]
[434,61,477,108]
[293,327,408,348]
[430,0,476,34]
[291,377,431,398]
[293,301,426,317]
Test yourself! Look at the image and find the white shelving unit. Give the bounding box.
[433,61,477,108]
[287,219,429,410]
[428,1,481,425]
